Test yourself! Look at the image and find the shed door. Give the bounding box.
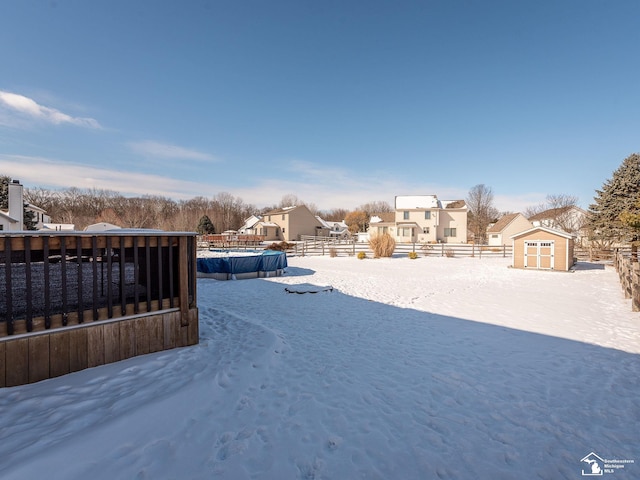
[524,241,554,269]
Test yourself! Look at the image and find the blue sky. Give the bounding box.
[1,0,639,213]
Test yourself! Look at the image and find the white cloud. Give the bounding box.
[128,140,217,162]
[0,155,209,199]
[0,90,101,129]
[0,154,542,213]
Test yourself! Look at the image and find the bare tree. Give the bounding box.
[526,194,583,234]
[358,201,393,216]
[466,184,499,244]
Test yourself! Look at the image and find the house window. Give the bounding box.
[0,225,3,231]
[282,214,285,220]
[423,227,429,234]
[444,228,457,237]
[400,227,413,237]
[268,215,271,221]
[424,211,431,220]
[282,228,285,234]
[403,211,409,220]
[491,234,498,238]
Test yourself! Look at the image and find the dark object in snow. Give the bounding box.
[284,284,333,294]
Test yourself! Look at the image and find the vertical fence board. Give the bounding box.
[28,335,50,384]
[135,317,151,356]
[149,317,164,353]
[6,338,28,387]
[103,323,121,363]
[187,308,199,346]
[50,331,71,378]
[69,328,89,372]
[163,312,178,349]
[87,325,105,368]
[120,320,136,359]
[0,342,6,387]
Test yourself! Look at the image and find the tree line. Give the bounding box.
[4,152,639,245]
[3,179,394,233]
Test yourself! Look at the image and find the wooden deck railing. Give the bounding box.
[1,231,197,337]
[1,231,199,386]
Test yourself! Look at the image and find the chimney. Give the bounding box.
[8,179,24,230]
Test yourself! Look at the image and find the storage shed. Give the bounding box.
[511,226,575,271]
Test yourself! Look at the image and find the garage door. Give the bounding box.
[524,241,554,269]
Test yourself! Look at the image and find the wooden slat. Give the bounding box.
[149,316,164,353]
[0,341,6,387]
[6,338,28,387]
[135,317,150,356]
[103,322,120,363]
[120,320,135,359]
[50,331,70,378]
[69,328,88,372]
[28,335,50,383]
[163,312,178,349]
[178,236,189,325]
[87,325,105,368]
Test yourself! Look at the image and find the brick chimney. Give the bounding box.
[8,179,24,230]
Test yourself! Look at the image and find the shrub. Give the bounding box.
[408,251,418,259]
[444,247,455,258]
[368,233,396,258]
[357,251,366,260]
[329,247,338,258]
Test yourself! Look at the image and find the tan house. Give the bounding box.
[528,206,588,242]
[511,226,575,271]
[487,213,533,246]
[259,205,327,242]
[369,195,467,243]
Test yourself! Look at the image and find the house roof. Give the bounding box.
[370,212,395,223]
[0,210,19,223]
[487,213,520,233]
[395,195,439,209]
[510,226,574,240]
[528,206,586,221]
[443,200,466,209]
[264,205,299,216]
[395,195,466,210]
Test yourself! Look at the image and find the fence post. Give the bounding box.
[633,263,640,312]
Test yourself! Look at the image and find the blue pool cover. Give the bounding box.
[197,250,287,275]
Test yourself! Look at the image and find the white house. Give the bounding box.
[316,216,350,238]
[368,195,467,243]
[0,180,24,232]
[528,206,588,240]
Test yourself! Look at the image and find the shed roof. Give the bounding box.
[510,226,574,240]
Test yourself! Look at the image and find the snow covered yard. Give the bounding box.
[1,256,638,479]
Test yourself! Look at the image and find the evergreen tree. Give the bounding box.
[589,153,640,243]
[0,175,9,210]
[23,206,37,230]
[196,215,215,234]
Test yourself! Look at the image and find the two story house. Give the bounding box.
[369,195,467,243]
[257,205,327,242]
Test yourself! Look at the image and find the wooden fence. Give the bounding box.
[613,247,640,312]
[198,234,265,249]
[293,236,512,258]
[0,231,199,387]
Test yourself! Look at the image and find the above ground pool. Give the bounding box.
[196,249,287,280]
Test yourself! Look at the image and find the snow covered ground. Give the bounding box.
[1,255,638,479]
